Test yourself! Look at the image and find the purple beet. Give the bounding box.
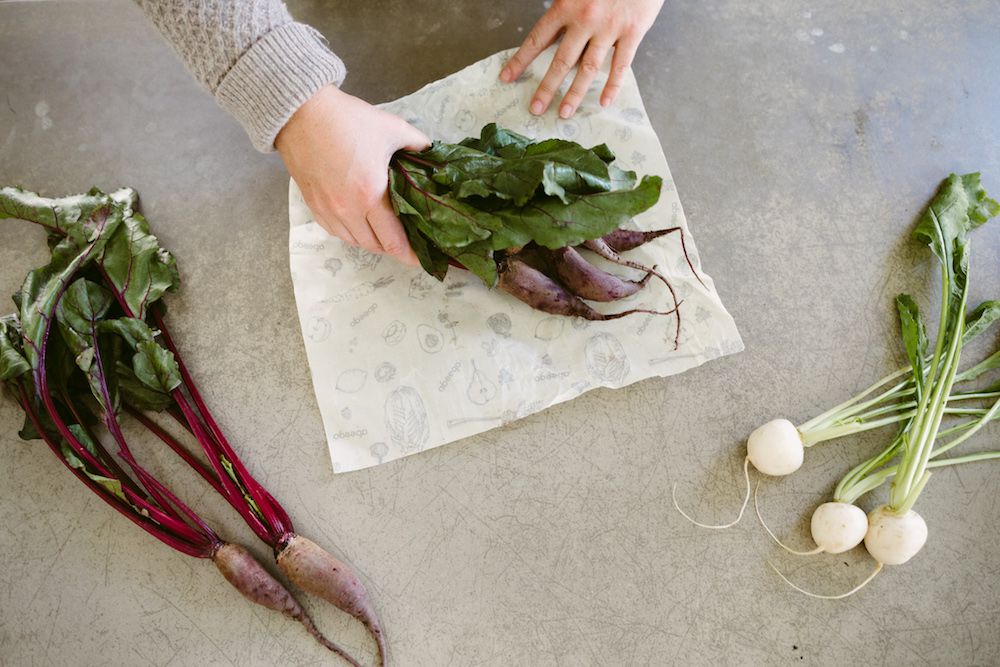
[545,246,653,302]
[214,543,361,666]
[497,256,675,320]
[602,227,678,252]
[276,534,387,667]
[582,238,682,348]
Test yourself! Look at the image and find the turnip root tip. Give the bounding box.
[754,486,867,556]
[213,543,361,666]
[753,482,824,556]
[864,506,928,565]
[672,457,751,529]
[276,534,387,667]
[746,419,804,476]
[768,560,883,599]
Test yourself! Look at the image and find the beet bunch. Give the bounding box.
[389,124,704,347]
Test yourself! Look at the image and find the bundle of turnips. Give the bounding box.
[674,173,1000,597]
[389,123,705,348]
[0,187,385,666]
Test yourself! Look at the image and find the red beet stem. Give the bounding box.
[154,307,292,540]
[16,383,213,557]
[125,405,226,495]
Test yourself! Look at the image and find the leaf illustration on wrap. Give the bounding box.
[384,386,430,453]
[585,332,630,383]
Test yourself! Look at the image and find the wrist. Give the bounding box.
[276,85,347,155]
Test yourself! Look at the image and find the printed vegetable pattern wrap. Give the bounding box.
[288,46,743,473]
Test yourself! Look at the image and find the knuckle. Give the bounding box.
[579,58,601,75]
[536,80,557,96]
[381,238,408,257]
[552,54,576,72]
[526,31,545,50]
[562,92,582,108]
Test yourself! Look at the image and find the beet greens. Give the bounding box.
[1,186,385,666]
[389,123,705,348]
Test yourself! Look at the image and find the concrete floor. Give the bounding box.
[2,1,999,665]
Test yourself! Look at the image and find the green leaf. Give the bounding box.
[912,173,999,296]
[494,175,663,249]
[133,340,181,394]
[17,203,124,371]
[442,241,498,287]
[57,279,113,335]
[54,278,120,413]
[963,300,1000,344]
[0,186,113,250]
[0,314,30,382]
[896,294,927,394]
[98,211,180,319]
[1,187,176,319]
[421,135,622,206]
[115,361,174,412]
[391,165,500,247]
[98,317,157,348]
[100,317,181,395]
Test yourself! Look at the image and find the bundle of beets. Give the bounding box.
[0,187,384,666]
[389,123,705,348]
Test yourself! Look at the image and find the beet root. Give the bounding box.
[213,543,361,666]
[546,246,653,302]
[602,227,678,252]
[276,534,387,667]
[497,256,675,320]
[582,238,682,347]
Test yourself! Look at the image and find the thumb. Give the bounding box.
[400,123,430,152]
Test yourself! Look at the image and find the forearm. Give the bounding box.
[135,0,346,151]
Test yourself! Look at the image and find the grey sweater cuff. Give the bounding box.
[216,22,347,152]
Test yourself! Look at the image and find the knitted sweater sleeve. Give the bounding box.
[135,0,347,152]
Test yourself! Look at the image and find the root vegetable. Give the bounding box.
[497,256,676,321]
[214,543,361,666]
[582,238,683,346]
[276,534,387,667]
[545,246,653,301]
[864,506,928,565]
[602,227,677,252]
[746,419,804,476]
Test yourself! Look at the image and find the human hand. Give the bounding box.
[499,0,664,118]
[276,85,429,266]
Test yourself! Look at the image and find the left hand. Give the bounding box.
[499,0,665,119]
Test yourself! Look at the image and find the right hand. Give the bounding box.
[276,85,429,266]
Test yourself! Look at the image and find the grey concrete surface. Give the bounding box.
[2,1,999,665]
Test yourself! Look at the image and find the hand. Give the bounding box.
[276,85,429,266]
[499,0,664,118]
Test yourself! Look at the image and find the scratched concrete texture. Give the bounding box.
[1,1,999,665]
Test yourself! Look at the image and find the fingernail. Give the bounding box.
[559,104,573,119]
[600,96,610,107]
[499,67,511,82]
[530,99,544,115]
